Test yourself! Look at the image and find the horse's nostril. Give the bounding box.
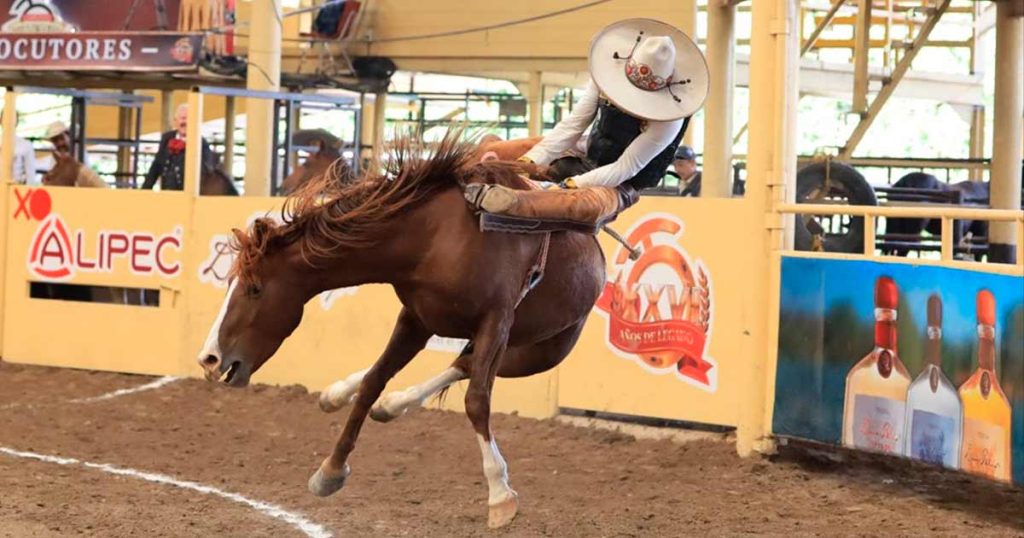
[202,354,220,367]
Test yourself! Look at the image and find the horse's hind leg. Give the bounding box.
[318,367,369,413]
[462,309,518,529]
[370,363,468,423]
[308,308,430,497]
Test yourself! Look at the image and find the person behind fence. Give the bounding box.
[43,121,107,188]
[671,145,702,196]
[0,109,38,185]
[464,17,708,229]
[142,103,216,191]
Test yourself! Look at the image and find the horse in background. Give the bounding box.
[882,171,992,259]
[280,129,355,195]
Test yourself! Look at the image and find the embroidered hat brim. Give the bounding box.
[589,18,709,122]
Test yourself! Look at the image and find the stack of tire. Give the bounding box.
[794,161,877,253]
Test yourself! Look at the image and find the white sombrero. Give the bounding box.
[589,18,709,122]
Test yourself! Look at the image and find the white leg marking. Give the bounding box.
[319,368,369,412]
[372,367,466,421]
[0,446,333,538]
[69,376,180,404]
[199,280,238,362]
[476,434,515,506]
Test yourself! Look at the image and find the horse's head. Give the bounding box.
[42,151,80,187]
[197,218,311,387]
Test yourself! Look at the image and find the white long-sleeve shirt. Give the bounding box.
[4,136,38,185]
[523,79,684,188]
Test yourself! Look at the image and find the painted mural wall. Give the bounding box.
[773,256,1024,486]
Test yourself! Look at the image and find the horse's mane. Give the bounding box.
[230,127,537,287]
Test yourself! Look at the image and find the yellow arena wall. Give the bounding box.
[1,185,753,424]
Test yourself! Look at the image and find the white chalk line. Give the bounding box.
[0,446,333,538]
[1,375,181,410]
[68,375,181,403]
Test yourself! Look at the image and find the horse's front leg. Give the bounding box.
[463,309,518,528]
[308,308,430,497]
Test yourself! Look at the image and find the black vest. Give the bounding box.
[585,99,690,190]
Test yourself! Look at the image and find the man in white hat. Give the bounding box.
[42,120,92,167]
[466,18,708,228]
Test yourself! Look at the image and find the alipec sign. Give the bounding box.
[14,188,182,281]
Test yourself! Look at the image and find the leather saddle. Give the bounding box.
[463,181,639,235]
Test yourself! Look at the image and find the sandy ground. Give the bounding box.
[0,362,1021,537]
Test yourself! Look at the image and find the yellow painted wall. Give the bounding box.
[2,187,742,424]
[558,197,753,427]
[2,186,188,376]
[360,1,696,60]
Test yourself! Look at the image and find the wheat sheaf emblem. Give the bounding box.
[597,214,717,390]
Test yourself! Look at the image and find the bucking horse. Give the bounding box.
[197,128,620,529]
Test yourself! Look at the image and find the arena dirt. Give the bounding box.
[1,362,1021,537]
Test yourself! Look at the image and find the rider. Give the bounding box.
[467,18,708,228]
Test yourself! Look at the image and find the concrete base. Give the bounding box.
[989,243,1018,265]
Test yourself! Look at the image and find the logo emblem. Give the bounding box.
[3,0,75,33]
[170,37,194,63]
[595,214,717,391]
[28,212,74,280]
[17,188,182,281]
[198,211,355,308]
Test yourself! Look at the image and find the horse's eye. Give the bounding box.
[245,284,262,297]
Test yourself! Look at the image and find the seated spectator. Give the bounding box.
[142,103,216,191]
[1,109,38,185]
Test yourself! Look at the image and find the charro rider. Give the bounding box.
[466,18,708,229]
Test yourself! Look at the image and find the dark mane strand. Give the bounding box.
[229,127,534,286]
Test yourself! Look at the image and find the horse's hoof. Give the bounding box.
[318,392,343,413]
[318,388,356,413]
[369,402,403,423]
[487,491,519,529]
[308,462,350,497]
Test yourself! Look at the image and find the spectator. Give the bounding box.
[42,120,92,167]
[142,103,215,191]
[0,109,38,185]
[671,145,701,196]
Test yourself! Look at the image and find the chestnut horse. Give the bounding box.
[197,128,604,528]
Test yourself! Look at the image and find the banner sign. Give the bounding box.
[1,0,201,71]
[772,257,1024,486]
[0,32,202,70]
[1,0,182,32]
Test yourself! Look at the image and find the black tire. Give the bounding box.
[794,161,877,253]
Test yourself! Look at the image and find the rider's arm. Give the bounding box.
[522,80,599,165]
[571,118,684,188]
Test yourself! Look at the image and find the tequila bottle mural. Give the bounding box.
[959,290,1013,482]
[842,276,911,454]
[903,294,962,469]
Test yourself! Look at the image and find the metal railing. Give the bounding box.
[777,202,1024,269]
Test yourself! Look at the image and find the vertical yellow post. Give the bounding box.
[852,0,872,114]
[703,0,736,198]
[968,105,985,182]
[738,0,800,458]
[117,94,133,185]
[0,88,16,354]
[160,89,174,133]
[360,93,375,166]
[183,89,204,197]
[527,71,543,137]
[224,95,236,174]
[989,2,1023,264]
[244,0,282,197]
[681,0,699,148]
[372,90,387,162]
